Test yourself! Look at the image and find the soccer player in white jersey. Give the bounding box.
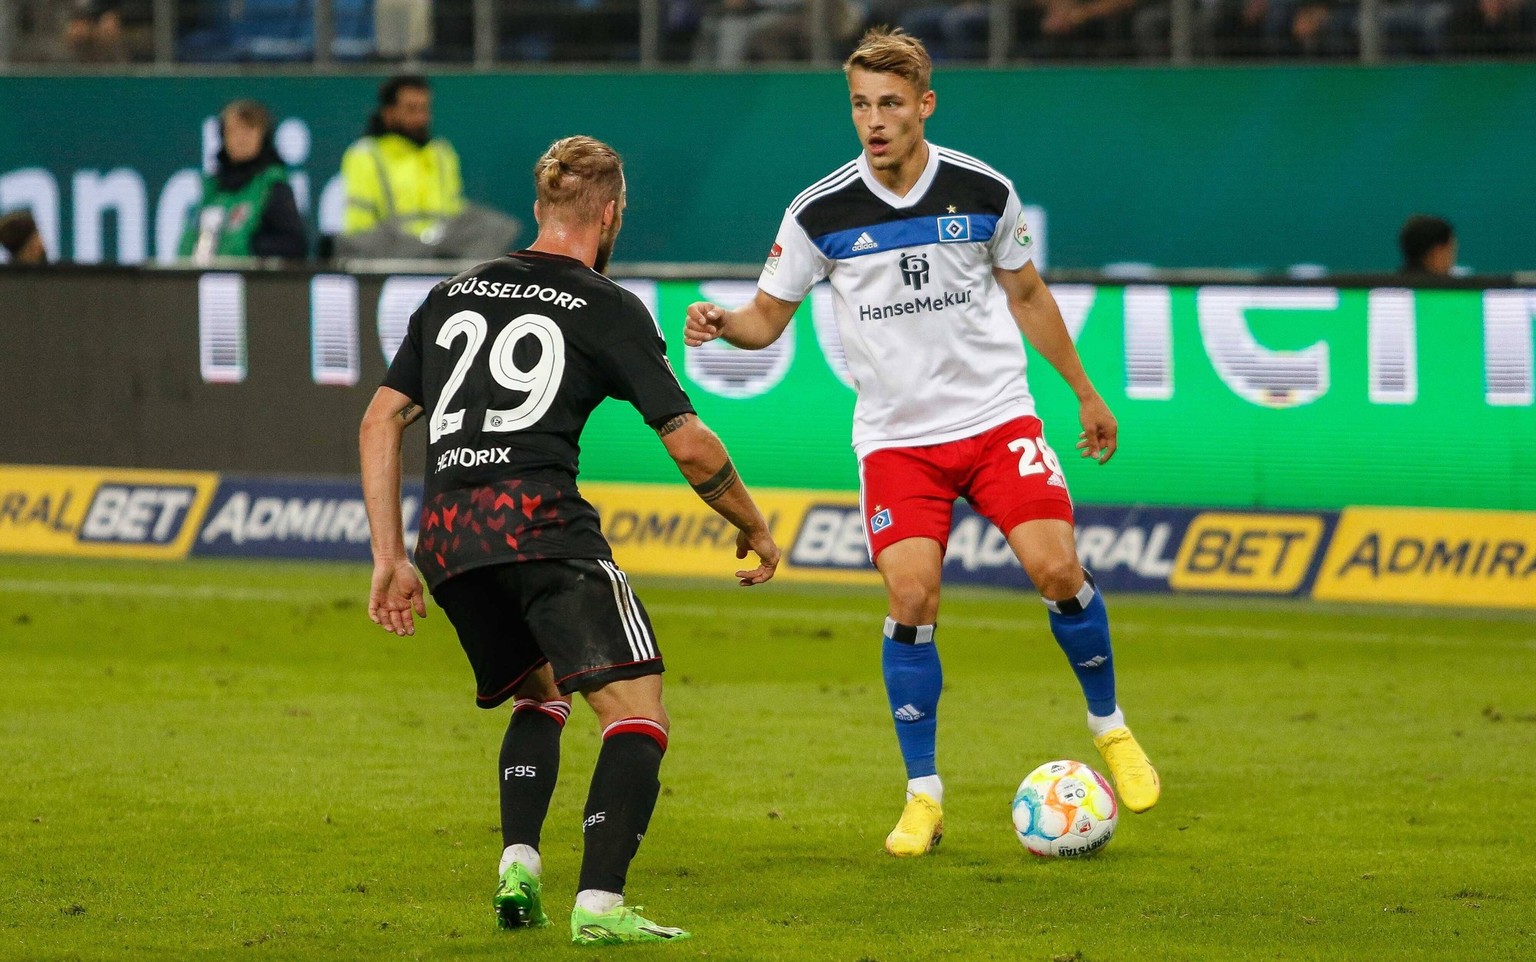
[684,26,1160,856]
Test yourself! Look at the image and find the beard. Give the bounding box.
[593,233,616,274]
[390,122,432,147]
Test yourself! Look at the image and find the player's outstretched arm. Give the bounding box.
[655,412,780,586]
[684,289,800,351]
[995,262,1119,464]
[359,386,428,635]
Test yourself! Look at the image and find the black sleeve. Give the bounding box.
[251,181,308,260]
[596,291,695,427]
[381,305,426,404]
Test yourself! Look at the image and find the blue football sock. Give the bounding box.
[1044,572,1118,718]
[881,618,941,780]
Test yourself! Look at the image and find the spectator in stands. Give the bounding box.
[0,211,49,265]
[179,100,308,263]
[1447,0,1535,51]
[1018,0,1142,57]
[1398,215,1456,276]
[1133,0,1269,57]
[61,0,126,61]
[337,75,521,259]
[1261,0,1357,54]
[695,0,865,65]
[896,0,992,60]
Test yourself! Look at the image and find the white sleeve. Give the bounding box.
[757,209,830,303]
[989,182,1037,272]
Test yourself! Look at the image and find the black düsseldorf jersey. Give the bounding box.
[383,250,694,587]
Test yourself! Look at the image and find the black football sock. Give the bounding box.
[577,719,667,896]
[499,699,569,851]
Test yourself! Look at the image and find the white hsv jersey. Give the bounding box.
[758,143,1039,458]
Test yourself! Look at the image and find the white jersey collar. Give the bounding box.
[856,141,940,210]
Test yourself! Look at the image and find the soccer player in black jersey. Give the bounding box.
[359,135,780,945]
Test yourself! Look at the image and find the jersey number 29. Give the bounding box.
[430,310,567,444]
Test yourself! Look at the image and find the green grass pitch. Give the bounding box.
[2,557,1534,961]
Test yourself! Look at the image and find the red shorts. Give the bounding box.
[859,416,1074,562]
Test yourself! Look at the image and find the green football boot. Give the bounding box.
[493,862,549,929]
[570,904,691,945]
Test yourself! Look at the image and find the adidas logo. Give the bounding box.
[1047,474,1067,488]
[852,232,879,252]
[894,704,924,722]
[1075,655,1108,669]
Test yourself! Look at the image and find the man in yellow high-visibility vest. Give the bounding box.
[338,75,519,259]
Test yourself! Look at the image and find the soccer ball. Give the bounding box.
[1011,759,1118,858]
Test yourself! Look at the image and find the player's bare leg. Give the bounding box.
[875,537,947,856]
[494,665,569,929]
[568,675,689,944]
[1010,519,1160,813]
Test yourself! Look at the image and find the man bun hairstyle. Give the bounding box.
[534,136,625,220]
[844,26,932,94]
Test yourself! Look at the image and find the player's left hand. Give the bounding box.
[1076,393,1118,464]
[369,558,427,636]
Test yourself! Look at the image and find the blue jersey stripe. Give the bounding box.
[813,214,1000,260]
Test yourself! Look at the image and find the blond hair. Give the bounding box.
[533,136,625,220]
[843,26,932,94]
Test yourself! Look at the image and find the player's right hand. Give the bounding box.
[369,558,427,636]
[734,527,780,586]
[684,301,727,347]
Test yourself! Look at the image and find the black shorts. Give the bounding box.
[431,558,664,707]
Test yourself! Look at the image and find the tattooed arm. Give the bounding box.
[359,386,427,635]
[655,412,780,585]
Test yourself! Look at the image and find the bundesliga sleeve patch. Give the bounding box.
[764,243,782,275]
[1013,213,1032,246]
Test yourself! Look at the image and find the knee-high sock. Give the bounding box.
[577,718,667,896]
[882,618,942,780]
[500,699,568,851]
[1044,571,1117,718]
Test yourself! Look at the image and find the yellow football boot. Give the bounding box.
[884,793,944,856]
[1093,726,1161,813]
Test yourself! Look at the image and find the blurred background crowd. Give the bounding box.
[2,0,1530,66]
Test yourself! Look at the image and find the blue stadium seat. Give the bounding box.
[179,0,375,62]
[177,0,239,61]
[239,0,314,61]
[333,0,377,59]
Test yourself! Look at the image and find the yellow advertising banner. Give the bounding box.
[1169,512,1327,594]
[1313,507,1536,609]
[0,465,219,560]
[582,482,880,586]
